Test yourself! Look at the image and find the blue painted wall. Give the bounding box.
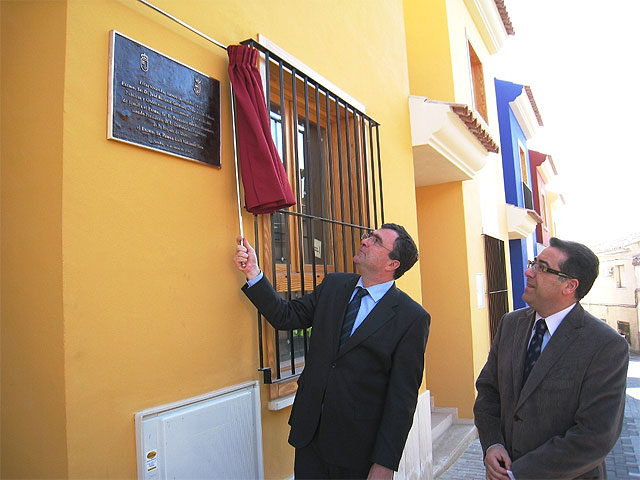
[495,79,531,208]
[509,239,527,309]
[495,79,534,310]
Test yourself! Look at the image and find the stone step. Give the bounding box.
[430,410,453,443]
[433,423,478,479]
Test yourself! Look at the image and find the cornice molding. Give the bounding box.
[510,90,539,140]
[463,0,511,54]
[537,156,556,185]
[506,204,542,239]
[409,96,497,186]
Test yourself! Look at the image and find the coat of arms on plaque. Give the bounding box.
[140,53,149,72]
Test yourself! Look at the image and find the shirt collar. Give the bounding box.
[355,278,395,303]
[536,303,577,337]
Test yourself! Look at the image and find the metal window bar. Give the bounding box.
[373,128,382,224]
[352,107,363,228]
[335,98,348,265]
[360,114,371,229]
[350,106,363,258]
[310,82,325,358]
[242,39,384,384]
[368,122,377,226]
[303,77,315,293]
[314,82,328,280]
[344,104,354,258]
[483,234,510,342]
[324,88,341,277]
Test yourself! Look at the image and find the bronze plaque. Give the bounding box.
[108,31,221,167]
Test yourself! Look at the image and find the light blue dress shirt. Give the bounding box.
[347,278,394,335]
[246,272,394,335]
[246,270,264,287]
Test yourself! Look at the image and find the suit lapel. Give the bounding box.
[335,285,399,358]
[512,309,535,399]
[516,304,584,409]
[331,276,362,355]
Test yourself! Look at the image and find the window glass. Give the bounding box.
[469,42,488,121]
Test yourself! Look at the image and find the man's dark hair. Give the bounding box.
[550,237,599,300]
[381,223,419,279]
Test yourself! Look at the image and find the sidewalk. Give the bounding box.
[438,353,640,479]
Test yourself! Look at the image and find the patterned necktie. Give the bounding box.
[339,287,369,349]
[522,318,547,386]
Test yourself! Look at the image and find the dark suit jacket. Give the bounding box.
[242,272,430,471]
[474,304,629,479]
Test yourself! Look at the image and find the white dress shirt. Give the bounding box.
[528,303,577,352]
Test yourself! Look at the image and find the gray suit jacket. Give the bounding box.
[474,304,628,479]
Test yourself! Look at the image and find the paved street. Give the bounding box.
[439,353,640,479]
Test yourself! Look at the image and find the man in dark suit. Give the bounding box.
[474,238,629,479]
[234,223,430,479]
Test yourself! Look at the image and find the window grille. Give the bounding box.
[483,234,509,342]
[241,40,385,387]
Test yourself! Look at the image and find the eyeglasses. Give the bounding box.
[527,260,575,279]
[361,231,393,252]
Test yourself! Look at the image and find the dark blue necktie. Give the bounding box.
[523,318,547,386]
[339,287,369,349]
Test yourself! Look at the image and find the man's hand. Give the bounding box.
[367,463,393,480]
[233,236,260,280]
[484,444,512,480]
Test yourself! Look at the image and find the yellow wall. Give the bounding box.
[403,0,455,101]
[2,0,421,477]
[445,0,500,130]
[1,1,69,477]
[407,0,507,418]
[461,179,493,389]
[416,183,476,417]
[416,180,498,420]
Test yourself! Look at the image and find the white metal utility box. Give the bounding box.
[135,381,263,479]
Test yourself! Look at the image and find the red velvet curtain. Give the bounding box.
[228,45,296,215]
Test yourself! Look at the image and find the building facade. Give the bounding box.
[583,234,640,353]
[0,1,430,477]
[1,0,558,478]
[495,79,544,310]
[529,150,563,250]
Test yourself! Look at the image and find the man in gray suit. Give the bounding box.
[474,238,629,479]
